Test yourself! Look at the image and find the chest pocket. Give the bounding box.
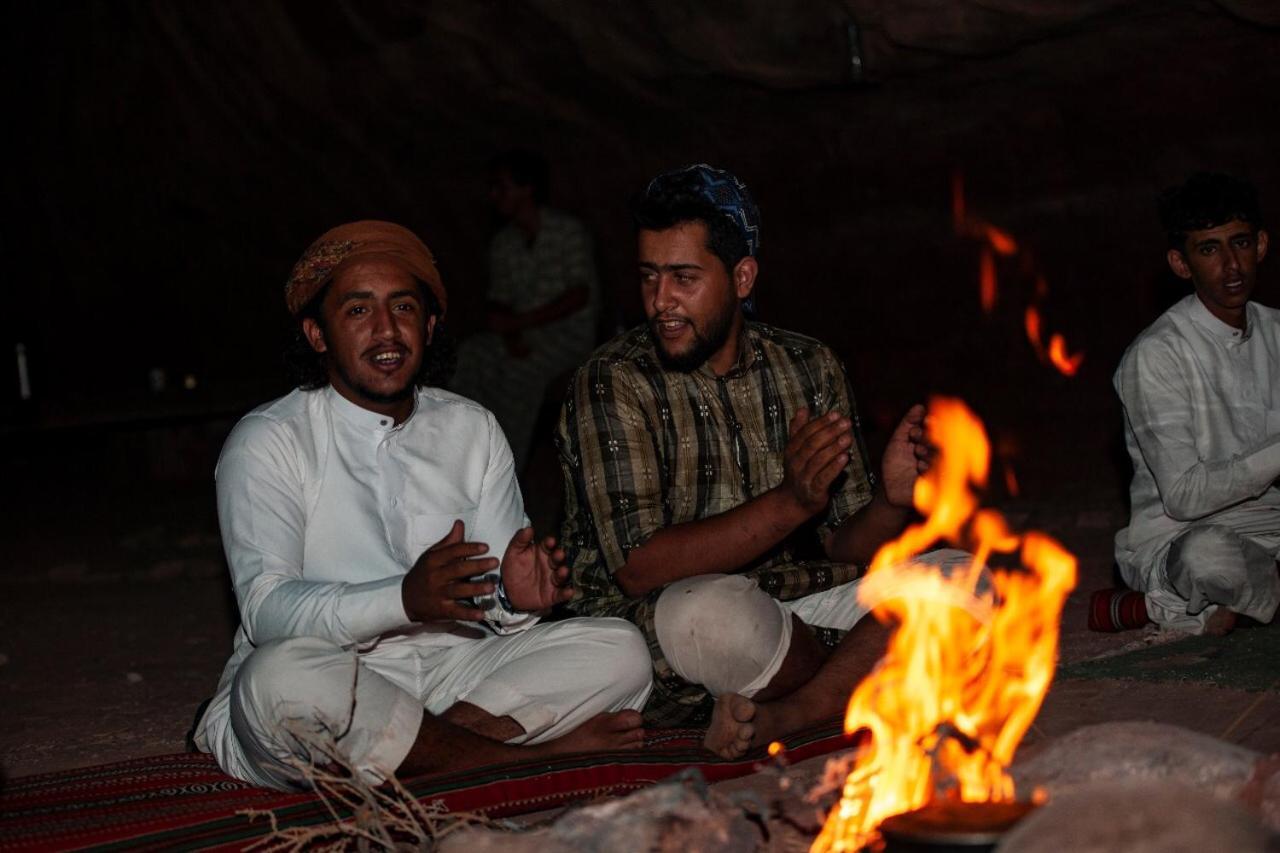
[410,508,479,556]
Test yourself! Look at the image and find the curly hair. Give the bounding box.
[1159,172,1263,251]
[282,280,456,391]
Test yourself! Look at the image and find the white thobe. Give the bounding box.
[1114,294,1280,631]
[194,386,650,789]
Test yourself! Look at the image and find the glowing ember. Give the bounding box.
[811,398,1076,852]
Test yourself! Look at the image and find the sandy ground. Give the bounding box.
[1,436,1276,788]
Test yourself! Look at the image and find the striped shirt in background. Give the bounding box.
[453,209,599,469]
[557,321,875,724]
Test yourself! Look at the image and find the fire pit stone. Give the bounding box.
[1012,721,1262,802]
[996,779,1272,853]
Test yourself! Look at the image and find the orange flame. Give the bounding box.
[955,177,1083,376]
[1024,306,1046,362]
[1024,306,1083,376]
[1047,334,1084,376]
[983,224,1017,256]
[979,248,997,315]
[811,398,1076,852]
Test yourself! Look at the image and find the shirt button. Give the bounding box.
[380,419,389,426]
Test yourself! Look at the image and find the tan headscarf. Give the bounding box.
[284,220,447,317]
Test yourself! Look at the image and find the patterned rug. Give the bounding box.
[0,719,853,851]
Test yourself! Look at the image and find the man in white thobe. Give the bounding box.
[193,220,650,791]
[1115,173,1280,634]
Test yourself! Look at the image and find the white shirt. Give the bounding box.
[1114,294,1280,589]
[195,385,534,749]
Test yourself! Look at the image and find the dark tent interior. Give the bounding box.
[3,0,1279,825]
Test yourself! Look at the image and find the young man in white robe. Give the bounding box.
[1114,173,1280,635]
[193,220,651,790]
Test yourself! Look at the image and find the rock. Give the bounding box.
[437,772,763,853]
[996,780,1272,853]
[1241,755,1280,835]
[1013,721,1261,802]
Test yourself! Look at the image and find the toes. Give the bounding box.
[605,710,644,730]
[730,697,757,723]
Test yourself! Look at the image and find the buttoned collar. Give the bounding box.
[1187,293,1253,343]
[324,385,416,434]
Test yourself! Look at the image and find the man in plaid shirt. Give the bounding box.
[557,165,959,757]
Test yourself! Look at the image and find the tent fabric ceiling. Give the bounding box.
[5,1,1279,435]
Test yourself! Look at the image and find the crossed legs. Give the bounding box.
[1152,523,1280,635]
[655,550,982,759]
[227,618,652,790]
[654,573,888,759]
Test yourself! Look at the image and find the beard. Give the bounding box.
[651,298,738,373]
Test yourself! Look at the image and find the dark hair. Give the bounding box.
[282,279,455,390]
[1159,172,1263,250]
[489,149,550,205]
[631,187,750,276]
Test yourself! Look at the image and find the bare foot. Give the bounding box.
[543,710,646,754]
[1203,607,1238,637]
[704,694,757,759]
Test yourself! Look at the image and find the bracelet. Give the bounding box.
[494,579,517,614]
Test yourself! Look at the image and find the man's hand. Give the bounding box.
[401,520,499,623]
[778,408,853,518]
[882,404,931,508]
[501,527,573,612]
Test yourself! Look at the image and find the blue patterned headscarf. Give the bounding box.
[644,164,761,257]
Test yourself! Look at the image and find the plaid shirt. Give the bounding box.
[556,321,874,724]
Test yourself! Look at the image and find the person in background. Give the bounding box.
[453,149,600,473]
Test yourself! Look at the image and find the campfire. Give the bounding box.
[811,398,1077,852]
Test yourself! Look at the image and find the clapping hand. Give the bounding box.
[401,520,498,623]
[779,408,853,518]
[882,404,932,508]
[501,527,573,612]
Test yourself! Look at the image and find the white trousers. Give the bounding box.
[653,549,977,699]
[224,617,652,790]
[1147,523,1280,633]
